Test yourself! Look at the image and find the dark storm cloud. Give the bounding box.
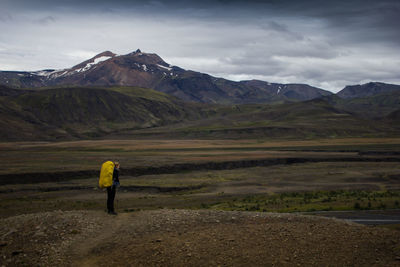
[275,0,400,46]
[3,0,400,39]
[1,0,400,92]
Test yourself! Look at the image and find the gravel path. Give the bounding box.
[1,209,400,266]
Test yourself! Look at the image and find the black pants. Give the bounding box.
[107,186,116,212]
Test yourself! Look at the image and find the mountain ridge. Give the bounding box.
[337,82,400,99]
[1,49,399,106]
[0,50,332,104]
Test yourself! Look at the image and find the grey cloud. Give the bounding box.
[34,16,56,25]
[0,12,13,22]
[259,21,304,41]
[265,21,289,33]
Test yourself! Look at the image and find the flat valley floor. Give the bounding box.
[1,138,400,266]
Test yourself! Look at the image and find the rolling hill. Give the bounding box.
[322,91,400,119]
[0,85,206,141]
[1,84,398,141]
[114,97,399,140]
[386,108,400,124]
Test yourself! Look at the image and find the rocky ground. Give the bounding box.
[1,209,400,266]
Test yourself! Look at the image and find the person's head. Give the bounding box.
[114,161,120,169]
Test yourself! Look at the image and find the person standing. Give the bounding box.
[107,162,120,215]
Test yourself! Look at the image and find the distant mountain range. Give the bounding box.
[0,50,333,104]
[1,49,400,141]
[2,49,399,104]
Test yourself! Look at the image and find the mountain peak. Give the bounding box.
[95,50,116,57]
[120,49,167,66]
[128,49,143,55]
[93,51,116,59]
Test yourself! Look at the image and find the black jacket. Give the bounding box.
[113,168,120,183]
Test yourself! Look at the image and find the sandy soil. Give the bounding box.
[1,209,400,266]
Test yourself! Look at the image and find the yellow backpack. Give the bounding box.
[99,161,115,188]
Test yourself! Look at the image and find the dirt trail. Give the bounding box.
[1,209,400,266]
[70,212,130,266]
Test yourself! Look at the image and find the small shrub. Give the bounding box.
[354,202,361,210]
[322,197,331,203]
[200,203,209,209]
[378,203,387,209]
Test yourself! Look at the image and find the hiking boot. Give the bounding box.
[108,211,118,215]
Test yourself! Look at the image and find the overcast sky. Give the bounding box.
[1,0,399,92]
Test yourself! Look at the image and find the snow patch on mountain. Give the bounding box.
[32,69,66,78]
[31,70,55,76]
[52,70,69,78]
[75,56,112,73]
[157,64,172,71]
